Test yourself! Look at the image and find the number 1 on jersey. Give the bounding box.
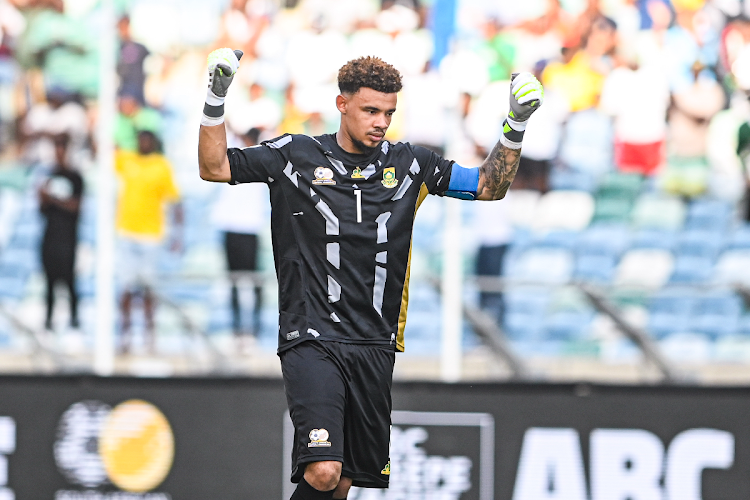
[354,189,362,223]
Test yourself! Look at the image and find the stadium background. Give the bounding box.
[2,0,750,497]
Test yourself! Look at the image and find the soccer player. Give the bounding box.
[198,49,543,499]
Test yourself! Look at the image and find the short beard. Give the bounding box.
[351,136,380,155]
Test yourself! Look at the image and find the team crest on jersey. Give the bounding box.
[381,461,391,475]
[313,167,336,185]
[351,167,365,179]
[308,428,332,447]
[381,167,398,188]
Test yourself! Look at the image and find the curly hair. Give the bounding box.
[337,56,403,95]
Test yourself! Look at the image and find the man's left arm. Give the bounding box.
[475,73,544,201]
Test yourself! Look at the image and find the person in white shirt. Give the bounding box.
[210,127,270,347]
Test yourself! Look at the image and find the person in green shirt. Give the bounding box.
[114,90,162,151]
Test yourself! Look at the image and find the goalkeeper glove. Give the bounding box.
[500,72,544,149]
[201,48,243,127]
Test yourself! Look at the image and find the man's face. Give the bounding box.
[337,87,397,153]
[137,132,157,155]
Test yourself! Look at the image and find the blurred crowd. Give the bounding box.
[1,0,750,350]
[1,0,750,196]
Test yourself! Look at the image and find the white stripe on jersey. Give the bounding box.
[268,135,292,149]
[326,156,347,175]
[391,175,413,201]
[328,275,341,303]
[283,162,299,187]
[361,164,376,180]
[375,212,391,243]
[327,243,340,269]
[409,158,421,175]
[373,265,387,316]
[315,200,340,236]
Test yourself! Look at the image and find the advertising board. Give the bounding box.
[0,376,743,499]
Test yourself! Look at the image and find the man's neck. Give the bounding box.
[335,129,378,156]
[335,129,361,154]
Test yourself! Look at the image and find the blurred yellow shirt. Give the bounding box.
[542,52,605,112]
[115,151,180,239]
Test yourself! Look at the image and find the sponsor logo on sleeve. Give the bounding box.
[308,429,331,448]
[286,331,300,341]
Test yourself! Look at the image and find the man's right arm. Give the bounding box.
[198,123,231,182]
[198,48,243,183]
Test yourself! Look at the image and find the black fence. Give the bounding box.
[0,376,746,499]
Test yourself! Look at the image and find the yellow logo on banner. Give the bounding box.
[99,400,175,493]
[381,167,398,188]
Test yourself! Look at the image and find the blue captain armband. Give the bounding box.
[445,164,479,200]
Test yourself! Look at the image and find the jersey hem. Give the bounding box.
[277,337,397,355]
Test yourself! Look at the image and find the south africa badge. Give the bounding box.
[381,167,398,188]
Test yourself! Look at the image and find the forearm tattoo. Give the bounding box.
[477,143,521,200]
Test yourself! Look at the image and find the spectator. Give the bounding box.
[0,0,25,151]
[665,0,720,92]
[225,82,281,139]
[38,133,83,333]
[116,15,149,105]
[115,130,182,353]
[473,197,513,327]
[516,61,570,192]
[114,90,162,152]
[542,16,618,113]
[599,52,670,176]
[663,61,725,196]
[210,128,268,350]
[19,86,89,168]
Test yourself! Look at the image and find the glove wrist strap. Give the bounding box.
[501,117,524,150]
[201,89,225,127]
[506,115,527,131]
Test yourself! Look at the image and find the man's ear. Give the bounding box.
[336,94,347,114]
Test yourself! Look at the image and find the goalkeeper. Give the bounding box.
[198,48,543,500]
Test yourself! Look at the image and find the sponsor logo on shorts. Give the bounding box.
[312,167,336,185]
[381,167,398,188]
[381,461,390,475]
[308,429,331,448]
[286,330,300,341]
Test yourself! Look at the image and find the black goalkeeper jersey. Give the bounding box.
[227,133,454,353]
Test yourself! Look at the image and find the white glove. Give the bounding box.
[202,48,243,126]
[500,72,544,149]
[508,72,544,122]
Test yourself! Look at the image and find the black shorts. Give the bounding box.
[280,340,395,488]
[223,232,258,271]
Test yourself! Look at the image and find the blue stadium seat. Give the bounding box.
[576,224,630,257]
[0,275,27,300]
[676,229,726,260]
[726,224,750,250]
[646,291,696,339]
[692,291,742,339]
[543,310,595,341]
[738,315,750,337]
[573,254,618,284]
[530,230,580,251]
[549,168,598,192]
[669,255,714,284]
[503,288,550,340]
[630,229,678,251]
[685,198,733,230]
[503,248,574,284]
